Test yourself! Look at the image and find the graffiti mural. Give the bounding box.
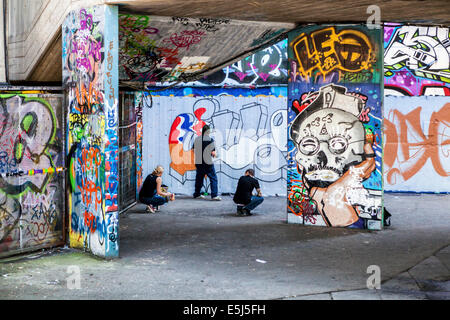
[135,92,144,194]
[384,96,450,192]
[187,40,288,87]
[63,5,119,258]
[384,25,450,96]
[119,14,291,83]
[290,26,380,84]
[288,25,383,230]
[142,88,288,195]
[0,94,64,256]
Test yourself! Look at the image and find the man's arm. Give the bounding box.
[254,179,262,197]
[210,139,217,158]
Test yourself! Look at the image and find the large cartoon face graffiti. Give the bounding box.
[290,84,366,187]
[0,96,57,194]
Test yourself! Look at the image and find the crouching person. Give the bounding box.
[233,169,264,216]
[139,165,175,213]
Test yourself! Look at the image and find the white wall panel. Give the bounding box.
[143,93,288,196]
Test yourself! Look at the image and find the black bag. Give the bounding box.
[383,208,392,227]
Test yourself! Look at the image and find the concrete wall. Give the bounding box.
[383,24,450,193]
[6,0,105,82]
[0,1,6,83]
[287,24,384,230]
[0,93,65,257]
[140,87,288,196]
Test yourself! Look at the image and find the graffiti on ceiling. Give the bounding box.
[118,14,295,84]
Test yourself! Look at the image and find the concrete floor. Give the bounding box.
[0,193,449,300]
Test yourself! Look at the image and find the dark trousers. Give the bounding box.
[194,165,218,198]
[140,191,168,207]
[243,196,264,211]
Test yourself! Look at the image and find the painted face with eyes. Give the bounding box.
[291,108,366,187]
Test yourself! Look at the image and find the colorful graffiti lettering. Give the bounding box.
[142,91,288,195]
[291,27,377,82]
[0,95,64,255]
[64,9,103,85]
[384,25,450,83]
[193,40,288,86]
[384,100,450,190]
[63,6,118,258]
[135,92,144,193]
[0,95,59,195]
[384,25,450,96]
[119,14,175,82]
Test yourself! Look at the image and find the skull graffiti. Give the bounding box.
[290,84,366,188]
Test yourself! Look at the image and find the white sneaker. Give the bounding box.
[211,196,222,201]
[194,195,206,199]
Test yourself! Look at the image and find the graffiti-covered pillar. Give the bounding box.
[287,24,384,230]
[384,24,450,193]
[62,5,119,258]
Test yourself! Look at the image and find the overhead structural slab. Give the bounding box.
[118,14,295,84]
[110,0,450,25]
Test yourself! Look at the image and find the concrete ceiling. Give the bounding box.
[26,0,450,83]
[119,15,294,85]
[110,0,450,25]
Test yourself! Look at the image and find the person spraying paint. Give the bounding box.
[139,165,175,213]
[193,124,221,201]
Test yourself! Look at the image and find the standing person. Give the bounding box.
[193,125,221,201]
[233,169,264,215]
[139,165,175,213]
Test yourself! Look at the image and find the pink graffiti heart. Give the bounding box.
[234,72,247,81]
[258,73,270,82]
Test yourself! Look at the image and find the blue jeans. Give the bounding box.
[140,191,168,207]
[194,165,218,198]
[243,196,264,211]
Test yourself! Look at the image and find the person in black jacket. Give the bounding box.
[233,169,264,216]
[193,125,221,201]
[139,165,175,213]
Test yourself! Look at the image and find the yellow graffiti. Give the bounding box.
[292,27,374,79]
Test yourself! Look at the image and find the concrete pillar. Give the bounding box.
[286,24,384,230]
[62,5,119,258]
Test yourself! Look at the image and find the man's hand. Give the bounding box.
[256,188,263,197]
[307,143,376,227]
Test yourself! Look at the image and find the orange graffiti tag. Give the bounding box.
[169,144,195,176]
[75,82,103,113]
[384,103,450,184]
[77,178,102,211]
